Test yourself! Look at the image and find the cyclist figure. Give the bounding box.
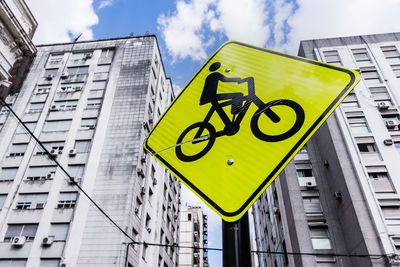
[200,62,253,134]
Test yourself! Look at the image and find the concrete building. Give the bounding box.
[0,35,181,267]
[253,32,400,267]
[178,205,209,267]
[0,0,37,103]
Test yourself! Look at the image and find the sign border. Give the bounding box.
[145,40,357,219]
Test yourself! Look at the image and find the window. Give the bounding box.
[9,143,28,156]
[381,46,400,64]
[0,167,18,181]
[44,69,58,77]
[357,143,376,153]
[4,224,38,241]
[16,193,48,210]
[57,192,78,208]
[86,98,102,109]
[27,102,44,113]
[297,169,313,177]
[145,213,151,227]
[0,194,7,209]
[100,48,114,59]
[0,259,27,266]
[35,141,65,155]
[96,64,110,73]
[43,120,72,132]
[39,259,61,267]
[74,140,91,153]
[48,53,64,64]
[26,166,56,181]
[91,81,107,91]
[368,171,394,193]
[54,100,78,111]
[68,165,85,178]
[142,243,148,260]
[135,197,142,216]
[310,227,332,250]
[352,48,371,64]
[303,196,323,215]
[36,84,51,94]
[59,82,84,92]
[323,50,341,65]
[67,66,89,76]
[188,213,192,221]
[0,105,10,115]
[348,117,370,134]
[16,122,37,134]
[49,223,69,241]
[71,52,92,63]
[360,67,381,85]
[391,65,400,78]
[80,118,96,129]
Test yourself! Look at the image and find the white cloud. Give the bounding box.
[157,0,216,62]
[157,0,270,62]
[212,0,270,46]
[281,0,400,53]
[271,0,294,47]
[98,0,113,9]
[26,0,99,44]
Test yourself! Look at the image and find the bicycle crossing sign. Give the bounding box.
[145,41,360,222]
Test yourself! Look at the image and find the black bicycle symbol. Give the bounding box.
[175,62,305,162]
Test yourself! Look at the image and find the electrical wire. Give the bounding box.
[0,96,395,261]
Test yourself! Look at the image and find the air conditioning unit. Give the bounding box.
[42,235,55,246]
[74,87,82,91]
[59,262,66,267]
[174,214,178,220]
[149,118,153,124]
[306,180,317,188]
[141,155,147,163]
[167,203,172,209]
[146,227,151,233]
[84,53,92,59]
[50,149,58,157]
[194,253,199,258]
[60,72,69,79]
[194,231,199,236]
[194,242,199,247]
[377,101,389,110]
[46,74,53,80]
[47,173,55,180]
[152,178,157,186]
[11,236,26,246]
[384,139,394,145]
[134,207,139,214]
[68,177,78,184]
[88,125,95,129]
[50,105,58,111]
[151,96,156,102]
[68,149,77,157]
[386,120,398,129]
[137,168,144,177]
[36,203,45,209]
[140,187,146,195]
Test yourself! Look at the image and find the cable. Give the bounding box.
[0,96,135,243]
[0,97,395,261]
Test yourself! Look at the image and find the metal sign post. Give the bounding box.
[222,211,251,267]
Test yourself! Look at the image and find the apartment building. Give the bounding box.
[0,0,37,104]
[0,35,180,267]
[178,205,209,267]
[253,32,400,267]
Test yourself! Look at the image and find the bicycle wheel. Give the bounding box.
[176,122,216,162]
[251,99,305,142]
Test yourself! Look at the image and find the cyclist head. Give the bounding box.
[209,62,221,72]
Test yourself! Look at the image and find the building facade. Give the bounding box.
[178,205,209,267]
[253,32,400,267]
[0,0,37,103]
[0,35,180,267]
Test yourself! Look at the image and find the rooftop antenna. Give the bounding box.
[73,33,82,43]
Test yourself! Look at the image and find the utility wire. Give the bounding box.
[0,97,394,261]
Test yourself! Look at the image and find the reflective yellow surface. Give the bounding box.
[145,41,360,222]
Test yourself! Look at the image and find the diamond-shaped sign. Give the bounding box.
[145,41,360,222]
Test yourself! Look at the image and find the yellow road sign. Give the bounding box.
[145,41,360,222]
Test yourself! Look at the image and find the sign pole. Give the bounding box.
[222,211,251,267]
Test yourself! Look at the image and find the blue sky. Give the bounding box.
[25,0,400,266]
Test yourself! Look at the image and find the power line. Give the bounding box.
[0,97,394,261]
